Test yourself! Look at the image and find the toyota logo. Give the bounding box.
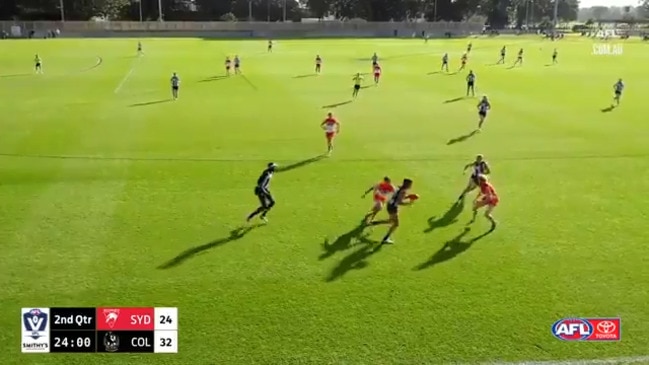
[597,321,616,334]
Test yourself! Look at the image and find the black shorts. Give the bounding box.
[467,81,474,87]
[235,64,239,68]
[35,62,41,68]
[372,61,377,66]
[387,204,398,215]
[254,187,274,208]
[172,86,179,91]
[615,91,621,96]
[354,85,360,90]
[471,175,480,184]
[479,111,487,117]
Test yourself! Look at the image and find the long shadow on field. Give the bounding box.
[322,100,352,109]
[320,220,370,261]
[130,99,171,107]
[277,154,326,173]
[424,200,465,233]
[444,97,465,104]
[326,235,382,282]
[157,225,264,269]
[199,76,228,82]
[427,71,443,75]
[414,227,493,270]
[601,105,615,113]
[0,73,31,78]
[293,74,317,78]
[447,130,478,145]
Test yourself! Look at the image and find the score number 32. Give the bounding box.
[159,315,174,347]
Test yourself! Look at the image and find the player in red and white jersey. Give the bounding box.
[320,112,339,155]
[469,174,499,230]
[361,176,396,223]
[373,63,381,85]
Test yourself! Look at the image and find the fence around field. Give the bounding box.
[0,21,484,38]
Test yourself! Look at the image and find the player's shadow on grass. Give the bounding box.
[129,100,171,107]
[427,71,442,75]
[322,100,352,109]
[424,200,465,233]
[157,225,264,269]
[277,154,326,173]
[326,236,382,282]
[319,220,369,261]
[414,227,493,270]
[293,74,317,78]
[601,105,615,113]
[447,130,478,145]
[0,73,31,79]
[444,97,465,104]
[199,76,229,82]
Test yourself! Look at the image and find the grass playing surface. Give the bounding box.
[1,36,648,365]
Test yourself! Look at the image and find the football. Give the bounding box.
[407,193,420,201]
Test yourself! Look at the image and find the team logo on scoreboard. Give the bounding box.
[103,308,120,329]
[103,331,120,352]
[21,308,50,353]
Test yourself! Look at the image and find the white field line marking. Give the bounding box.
[114,56,141,94]
[478,355,649,365]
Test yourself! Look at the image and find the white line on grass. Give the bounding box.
[113,56,141,94]
[480,355,649,365]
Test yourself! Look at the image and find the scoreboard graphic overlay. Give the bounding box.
[21,307,178,353]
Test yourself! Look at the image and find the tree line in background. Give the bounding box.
[577,5,648,22]
[0,0,645,27]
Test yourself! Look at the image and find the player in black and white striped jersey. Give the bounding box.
[246,163,277,223]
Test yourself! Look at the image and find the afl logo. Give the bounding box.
[552,318,593,341]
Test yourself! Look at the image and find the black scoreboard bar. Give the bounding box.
[22,306,178,353]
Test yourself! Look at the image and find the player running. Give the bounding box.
[370,178,418,245]
[513,48,523,66]
[467,42,473,53]
[497,46,506,64]
[613,78,624,106]
[268,40,273,52]
[371,52,379,67]
[459,52,468,71]
[34,54,43,74]
[225,57,232,76]
[320,112,340,155]
[362,177,396,224]
[466,70,476,97]
[552,48,558,64]
[457,154,491,201]
[352,73,363,99]
[477,95,490,130]
[137,41,143,56]
[373,63,381,85]
[234,55,241,74]
[315,55,322,74]
[441,53,449,72]
[469,174,499,230]
[246,163,277,223]
[170,72,180,100]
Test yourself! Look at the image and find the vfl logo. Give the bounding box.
[552,318,621,341]
[103,331,120,352]
[22,309,48,340]
[103,309,120,329]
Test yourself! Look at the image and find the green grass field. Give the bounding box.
[1,36,648,365]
